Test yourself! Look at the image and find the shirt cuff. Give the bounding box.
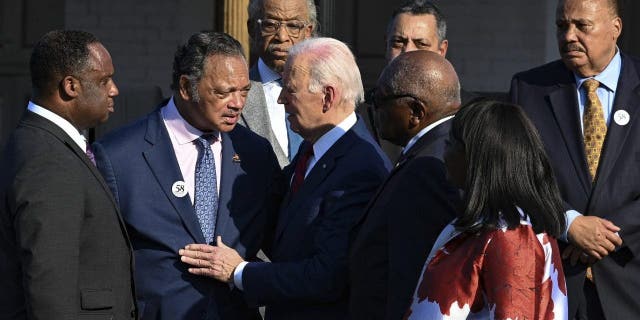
[233,261,249,290]
[563,209,582,242]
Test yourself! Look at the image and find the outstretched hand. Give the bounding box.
[179,236,245,283]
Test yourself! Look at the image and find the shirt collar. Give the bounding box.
[403,115,455,154]
[574,48,621,92]
[258,58,282,84]
[27,101,87,150]
[311,112,358,161]
[161,96,221,145]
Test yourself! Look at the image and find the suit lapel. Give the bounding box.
[22,111,133,245]
[274,127,357,242]
[242,68,288,165]
[594,55,640,189]
[214,130,242,237]
[548,80,592,194]
[142,110,206,243]
[363,120,451,216]
[242,81,272,139]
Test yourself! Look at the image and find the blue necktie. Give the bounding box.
[194,135,218,244]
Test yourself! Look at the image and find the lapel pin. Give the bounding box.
[172,181,187,198]
[322,163,326,169]
[614,109,630,126]
[232,154,241,163]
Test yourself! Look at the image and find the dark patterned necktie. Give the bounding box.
[194,135,219,244]
[85,142,96,166]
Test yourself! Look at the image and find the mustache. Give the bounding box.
[223,109,241,117]
[267,44,289,53]
[561,43,585,53]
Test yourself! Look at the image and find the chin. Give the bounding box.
[218,122,237,133]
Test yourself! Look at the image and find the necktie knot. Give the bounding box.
[196,133,217,149]
[583,78,600,94]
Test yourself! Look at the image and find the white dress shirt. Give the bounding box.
[402,115,454,156]
[304,112,358,177]
[27,101,87,151]
[258,58,289,157]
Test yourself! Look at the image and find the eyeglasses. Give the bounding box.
[368,89,424,110]
[257,19,309,37]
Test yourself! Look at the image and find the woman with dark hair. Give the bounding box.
[405,100,568,319]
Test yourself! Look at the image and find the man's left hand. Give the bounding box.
[179,236,244,283]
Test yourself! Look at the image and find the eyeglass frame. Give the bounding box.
[367,88,425,110]
[256,18,310,37]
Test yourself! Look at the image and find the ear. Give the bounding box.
[247,19,257,39]
[305,24,314,37]
[409,100,425,126]
[61,75,80,98]
[438,39,449,57]
[612,16,622,40]
[178,75,193,101]
[321,85,336,113]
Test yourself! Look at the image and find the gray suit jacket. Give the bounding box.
[240,65,289,168]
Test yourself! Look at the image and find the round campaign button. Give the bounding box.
[172,181,188,198]
[614,109,630,126]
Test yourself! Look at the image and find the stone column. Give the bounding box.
[223,0,250,58]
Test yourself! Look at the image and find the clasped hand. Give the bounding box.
[564,216,623,265]
[179,236,244,283]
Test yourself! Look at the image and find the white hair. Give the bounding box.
[287,37,364,108]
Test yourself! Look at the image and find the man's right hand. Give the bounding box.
[567,215,622,259]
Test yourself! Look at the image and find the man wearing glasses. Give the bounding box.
[241,0,317,168]
[349,50,462,320]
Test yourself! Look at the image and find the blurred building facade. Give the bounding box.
[1,0,639,149]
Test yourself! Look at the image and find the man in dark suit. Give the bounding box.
[180,37,391,319]
[240,0,317,167]
[93,32,280,319]
[510,0,635,318]
[358,0,476,163]
[349,50,461,320]
[0,30,136,319]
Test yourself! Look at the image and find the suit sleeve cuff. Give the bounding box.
[563,209,582,242]
[233,261,249,290]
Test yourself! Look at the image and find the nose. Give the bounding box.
[229,91,245,109]
[403,42,417,53]
[558,24,577,43]
[110,80,119,97]
[274,23,289,41]
[277,90,286,104]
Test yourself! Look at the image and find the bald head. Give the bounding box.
[381,50,460,118]
[374,50,460,146]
